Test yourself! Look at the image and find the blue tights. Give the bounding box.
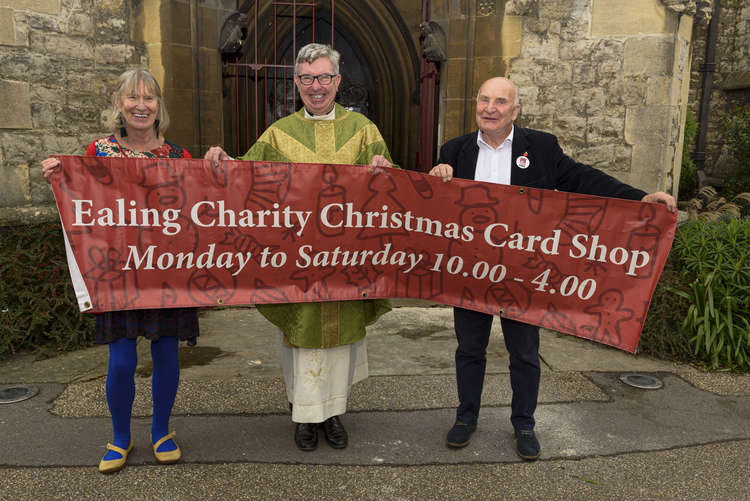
[103,336,180,460]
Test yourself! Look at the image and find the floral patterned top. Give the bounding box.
[86,135,192,159]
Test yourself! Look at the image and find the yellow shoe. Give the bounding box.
[152,431,181,464]
[98,440,133,474]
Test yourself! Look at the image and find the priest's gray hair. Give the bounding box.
[295,43,341,75]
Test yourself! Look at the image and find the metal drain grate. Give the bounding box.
[619,374,663,389]
[0,385,39,404]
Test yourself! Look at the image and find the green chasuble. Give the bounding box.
[240,103,393,349]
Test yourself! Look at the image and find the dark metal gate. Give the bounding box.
[221,1,335,157]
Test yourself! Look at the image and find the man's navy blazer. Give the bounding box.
[437,127,647,201]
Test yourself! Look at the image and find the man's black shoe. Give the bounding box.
[294,422,318,451]
[446,421,476,448]
[514,429,540,461]
[321,415,348,449]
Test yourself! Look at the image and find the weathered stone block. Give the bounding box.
[588,116,626,143]
[200,5,217,49]
[441,101,464,143]
[501,15,523,58]
[199,47,221,92]
[575,144,616,168]
[624,37,674,76]
[571,87,607,114]
[646,76,672,104]
[625,105,671,145]
[0,7,24,46]
[0,162,30,207]
[164,87,195,141]
[447,18,468,59]
[94,43,137,65]
[615,77,648,106]
[444,59,467,99]
[521,31,560,60]
[168,1,191,45]
[517,85,539,114]
[614,144,633,171]
[67,12,94,36]
[431,0,449,19]
[166,43,195,91]
[0,0,59,15]
[472,57,507,91]
[591,0,677,36]
[532,59,572,86]
[559,39,592,61]
[31,31,94,58]
[0,80,33,129]
[630,143,668,191]
[555,116,587,144]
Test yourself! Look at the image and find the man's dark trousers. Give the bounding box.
[454,307,540,431]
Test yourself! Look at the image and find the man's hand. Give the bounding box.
[41,157,61,183]
[428,163,453,182]
[369,154,392,168]
[204,146,232,164]
[641,191,676,212]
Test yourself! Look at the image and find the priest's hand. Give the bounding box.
[205,145,232,165]
[369,154,392,168]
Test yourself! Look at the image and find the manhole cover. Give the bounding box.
[619,374,663,389]
[0,385,39,404]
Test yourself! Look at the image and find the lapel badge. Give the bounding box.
[516,153,530,169]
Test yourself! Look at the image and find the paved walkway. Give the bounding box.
[1,304,749,500]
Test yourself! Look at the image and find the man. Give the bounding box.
[429,77,675,461]
[205,43,394,451]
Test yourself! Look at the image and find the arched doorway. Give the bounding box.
[221,0,419,168]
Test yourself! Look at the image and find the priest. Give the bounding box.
[205,43,394,451]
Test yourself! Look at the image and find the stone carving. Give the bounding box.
[218,11,248,60]
[478,0,496,16]
[419,21,447,63]
[695,0,713,24]
[505,0,536,16]
[659,0,696,15]
[659,0,714,24]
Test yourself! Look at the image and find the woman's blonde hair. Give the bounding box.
[108,68,170,137]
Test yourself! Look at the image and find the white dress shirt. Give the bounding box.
[475,126,513,185]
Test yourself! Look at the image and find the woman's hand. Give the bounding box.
[41,157,61,183]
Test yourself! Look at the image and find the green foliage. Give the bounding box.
[0,224,94,359]
[639,256,694,362]
[679,109,699,199]
[669,219,750,370]
[721,104,750,196]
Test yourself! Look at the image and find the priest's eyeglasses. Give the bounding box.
[297,73,337,86]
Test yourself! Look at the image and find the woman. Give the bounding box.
[42,69,197,474]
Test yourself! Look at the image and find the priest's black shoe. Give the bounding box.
[321,415,348,449]
[294,422,318,451]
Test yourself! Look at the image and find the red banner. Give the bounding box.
[51,156,676,352]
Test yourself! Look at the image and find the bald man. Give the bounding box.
[429,77,675,461]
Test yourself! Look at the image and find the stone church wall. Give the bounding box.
[0,0,145,224]
[431,0,696,195]
[688,0,750,180]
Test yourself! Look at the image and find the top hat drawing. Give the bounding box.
[139,161,185,188]
[457,185,499,207]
